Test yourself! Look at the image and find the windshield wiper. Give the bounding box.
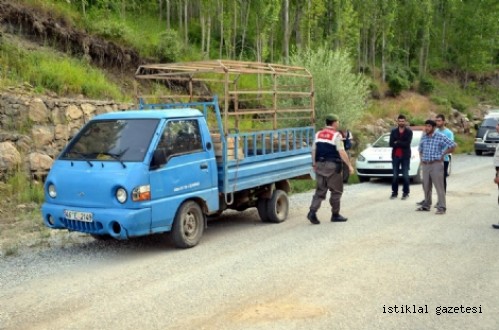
[66,151,94,167]
[99,152,127,168]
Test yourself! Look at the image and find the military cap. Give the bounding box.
[325,113,339,122]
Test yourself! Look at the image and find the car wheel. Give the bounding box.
[358,175,370,182]
[412,166,422,184]
[475,150,483,156]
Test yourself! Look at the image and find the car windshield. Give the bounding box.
[61,119,160,162]
[372,131,422,148]
[482,118,498,127]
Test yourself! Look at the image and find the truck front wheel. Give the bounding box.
[172,201,205,248]
[266,190,289,223]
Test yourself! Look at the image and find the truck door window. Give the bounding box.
[157,119,202,158]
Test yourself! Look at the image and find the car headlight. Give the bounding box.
[357,154,366,162]
[132,185,151,202]
[47,184,57,198]
[475,138,483,142]
[116,187,128,203]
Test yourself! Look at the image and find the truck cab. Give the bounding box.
[42,109,219,247]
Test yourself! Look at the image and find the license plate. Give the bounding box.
[64,210,93,222]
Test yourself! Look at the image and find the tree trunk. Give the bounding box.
[178,1,183,40]
[219,0,223,59]
[232,2,237,59]
[184,0,189,45]
[159,0,163,22]
[293,4,302,51]
[166,0,170,30]
[206,16,211,59]
[239,0,251,60]
[283,0,289,64]
[381,29,385,82]
[201,13,205,55]
[370,26,376,74]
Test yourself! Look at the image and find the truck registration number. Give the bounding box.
[64,210,93,222]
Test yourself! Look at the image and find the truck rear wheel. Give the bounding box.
[172,201,204,248]
[266,190,289,223]
[257,198,270,222]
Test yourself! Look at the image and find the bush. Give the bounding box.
[418,76,435,95]
[93,20,130,40]
[386,64,413,96]
[387,75,410,96]
[156,29,182,63]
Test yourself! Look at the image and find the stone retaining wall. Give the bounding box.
[0,88,132,180]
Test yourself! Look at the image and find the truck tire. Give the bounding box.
[257,198,270,222]
[172,201,204,248]
[266,190,289,223]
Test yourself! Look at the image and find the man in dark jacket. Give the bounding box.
[389,114,413,200]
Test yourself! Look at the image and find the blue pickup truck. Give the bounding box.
[41,97,314,248]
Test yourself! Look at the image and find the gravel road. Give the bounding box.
[1,154,498,330]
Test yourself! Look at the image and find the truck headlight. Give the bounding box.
[116,187,128,203]
[48,184,57,198]
[132,185,151,202]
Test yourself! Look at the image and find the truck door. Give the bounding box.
[149,119,217,229]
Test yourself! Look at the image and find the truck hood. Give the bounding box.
[44,160,149,208]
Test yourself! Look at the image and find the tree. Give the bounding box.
[289,47,370,128]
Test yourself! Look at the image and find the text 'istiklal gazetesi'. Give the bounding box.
[383,304,482,315]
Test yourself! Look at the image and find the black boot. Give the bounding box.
[307,211,320,224]
[331,214,348,222]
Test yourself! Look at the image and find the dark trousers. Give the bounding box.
[391,157,410,195]
[309,162,343,215]
[443,160,449,192]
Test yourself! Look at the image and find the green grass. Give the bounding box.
[6,170,45,204]
[0,41,126,100]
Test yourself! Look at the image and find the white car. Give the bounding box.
[356,130,425,183]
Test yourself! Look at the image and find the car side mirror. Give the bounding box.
[151,149,167,169]
[366,143,372,148]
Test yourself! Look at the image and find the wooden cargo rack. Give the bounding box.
[135,60,315,135]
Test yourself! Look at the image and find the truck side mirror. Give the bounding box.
[151,149,167,169]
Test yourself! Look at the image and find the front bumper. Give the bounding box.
[356,160,419,178]
[41,203,152,239]
[474,142,498,152]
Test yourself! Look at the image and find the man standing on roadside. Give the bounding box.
[389,114,413,200]
[307,114,354,225]
[435,114,454,192]
[490,123,499,229]
[416,119,456,215]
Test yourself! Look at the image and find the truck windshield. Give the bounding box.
[61,119,159,162]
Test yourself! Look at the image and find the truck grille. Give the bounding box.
[61,218,103,233]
